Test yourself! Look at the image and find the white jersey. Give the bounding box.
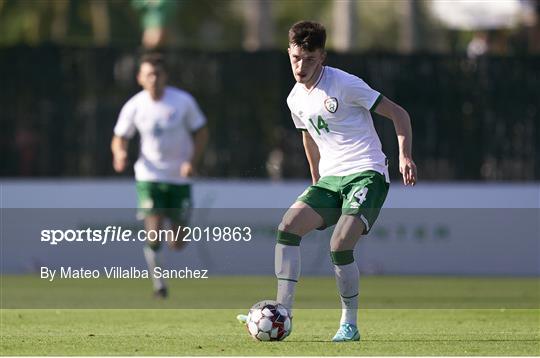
[287,66,388,180]
[114,86,206,184]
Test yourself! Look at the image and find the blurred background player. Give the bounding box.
[111,53,208,298]
[239,20,416,341]
[131,0,177,49]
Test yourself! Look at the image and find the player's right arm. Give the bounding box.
[111,135,129,173]
[288,93,320,184]
[302,131,320,184]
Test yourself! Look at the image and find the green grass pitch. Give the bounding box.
[1,275,539,356]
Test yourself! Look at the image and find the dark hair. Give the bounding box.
[139,52,167,72]
[288,21,326,51]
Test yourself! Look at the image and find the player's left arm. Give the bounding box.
[191,125,208,167]
[373,96,417,186]
[182,95,209,177]
[181,126,208,177]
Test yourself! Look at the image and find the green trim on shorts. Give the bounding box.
[297,170,389,233]
[136,181,192,222]
[331,250,355,265]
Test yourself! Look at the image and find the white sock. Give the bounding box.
[275,243,300,315]
[143,245,166,291]
[334,262,359,325]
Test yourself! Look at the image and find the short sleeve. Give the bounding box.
[291,112,306,131]
[185,96,207,132]
[114,101,137,139]
[287,91,306,131]
[341,75,382,111]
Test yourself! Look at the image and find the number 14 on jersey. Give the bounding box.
[309,116,330,135]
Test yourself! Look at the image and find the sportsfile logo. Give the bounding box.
[41,226,142,245]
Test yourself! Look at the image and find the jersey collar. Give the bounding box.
[302,66,325,94]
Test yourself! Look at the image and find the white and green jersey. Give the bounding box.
[287,66,388,180]
[114,86,206,184]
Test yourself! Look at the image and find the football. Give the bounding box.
[246,300,291,341]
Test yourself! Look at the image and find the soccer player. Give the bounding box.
[238,21,417,341]
[111,53,208,298]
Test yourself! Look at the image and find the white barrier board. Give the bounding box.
[1,180,539,275]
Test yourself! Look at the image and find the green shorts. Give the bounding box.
[136,181,192,223]
[297,170,389,234]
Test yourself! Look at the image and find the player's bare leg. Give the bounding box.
[168,222,188,251]
[143,214,168,298]
[279,201,325,236]
[329,214,364,342]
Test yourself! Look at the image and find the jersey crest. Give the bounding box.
[324,97,338,113]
